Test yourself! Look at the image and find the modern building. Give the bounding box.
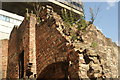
[0,9,24,40]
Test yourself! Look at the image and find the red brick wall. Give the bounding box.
[36,20,76,78]
[7,14,80,79]
[0,39,8,79]
[7,26,19,78]
[17,18,30,79]
[7,14,36,79]
[0,40,2,79]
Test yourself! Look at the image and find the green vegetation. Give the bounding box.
[61,8,88,41]
[61,8,78,27]
[91,42,98,47]
[61,8,88,30]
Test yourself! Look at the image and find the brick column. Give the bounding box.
[29,14,37,78]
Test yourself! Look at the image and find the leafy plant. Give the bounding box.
[61,8,89,41]
[91,42,98,47]
[77,18,88,30]
[61,8,88,30]
[61,8,79,26]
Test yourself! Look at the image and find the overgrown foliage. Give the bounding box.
[61,8,88,30]
[61,8,78,27]
[33,2,42,23]
[61,8,88,42]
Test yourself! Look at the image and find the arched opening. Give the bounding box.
[37,61,69,80]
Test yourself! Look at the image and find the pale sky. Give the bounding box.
[84,2,118,44]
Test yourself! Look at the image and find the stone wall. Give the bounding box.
[0,39,8,79]
[55,15,118,79]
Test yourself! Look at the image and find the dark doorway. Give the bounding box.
[19,50,24,79]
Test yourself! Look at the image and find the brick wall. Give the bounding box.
[7,13,81,79]
[0,40,2,79]
[7,26,19,78]
[6,9,119,79]
[0,39,8,79]
[36,18,80,79]
[36,20,69,78]
[7,14,37,79]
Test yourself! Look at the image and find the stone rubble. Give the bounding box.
[50,10,118,79]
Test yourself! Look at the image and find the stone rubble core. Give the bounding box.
[6,6,118,80]
[53,9,118,79]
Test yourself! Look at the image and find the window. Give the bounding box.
[5,16,10,22]
[0,14,10,22]
[0,14,22,24]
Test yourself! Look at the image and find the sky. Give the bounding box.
[83,1,118,44]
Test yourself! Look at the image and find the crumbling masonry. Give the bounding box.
[5,7,119,80]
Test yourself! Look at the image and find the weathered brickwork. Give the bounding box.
[36,20,70,78]
[0,40,2,79]
[6,8,118,80]
[7,14,37,79]
[7,13,80,79]
[7,26,19,78]
[0,39,8,79]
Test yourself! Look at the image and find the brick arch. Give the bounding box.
[37,61,69,80]
[36,19,70,78]
[36,16,80,79]
[37,56,68,78]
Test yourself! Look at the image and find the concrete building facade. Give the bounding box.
[0,9,24,40]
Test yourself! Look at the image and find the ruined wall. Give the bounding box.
[50,11,118,79]
[36,19,69,78]
[7,9,118,80]
[17,14,37,78]
[7,13,79,79]
[56,19,118,79]
[1,39,8,79]
[0,39,8,79]
[36,12,85,79]
[0,40,2,79]
[7,14,37,79]
[78,25,118,78]
[7,26,19,78]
